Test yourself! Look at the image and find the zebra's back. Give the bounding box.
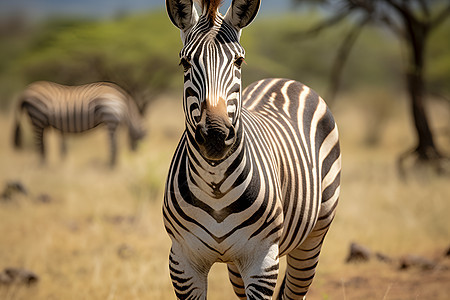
[242,78,341,256]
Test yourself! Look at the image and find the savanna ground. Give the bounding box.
[0,91,449,299]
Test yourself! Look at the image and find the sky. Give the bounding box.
[0,0,293,21]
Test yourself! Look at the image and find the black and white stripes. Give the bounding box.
[13,81,145,166]
[164,1,340,299]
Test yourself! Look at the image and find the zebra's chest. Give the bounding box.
[164,143,284,260]
[169,188,280,261]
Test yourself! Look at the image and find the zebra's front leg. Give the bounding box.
[168,243,211,300]
[237,243,280,300]
[60,132,67,159]
[107,125,118,167]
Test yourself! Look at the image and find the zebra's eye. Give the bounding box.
[179,57,191,72]
[234,57,245,69]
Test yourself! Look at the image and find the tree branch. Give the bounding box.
[347,0,375,12]
[327,15,371,102]
[290,9,352,39]
[431,3,450,28]
[377,9,405,38]
[417,0,431,19]
[382,0,418,24]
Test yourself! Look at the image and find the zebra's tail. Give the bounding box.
[13,102,24,149]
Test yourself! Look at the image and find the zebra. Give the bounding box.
[13,81,146,167]
[163,0,341,299]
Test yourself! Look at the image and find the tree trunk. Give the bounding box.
[404,21,442,162]
[406,64,441,161]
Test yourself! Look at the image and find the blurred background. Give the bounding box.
[0,0,449,299]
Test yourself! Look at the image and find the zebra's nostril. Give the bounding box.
[195,124,206,145]
[225,126,236,146]
[195,121,235,160]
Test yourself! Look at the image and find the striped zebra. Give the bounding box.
[163,0,341,299]
[13,81,146,167]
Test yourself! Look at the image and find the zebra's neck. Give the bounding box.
[184,121,249,199]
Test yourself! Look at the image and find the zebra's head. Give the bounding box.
[166,0,260,161]
[129,125,146,151]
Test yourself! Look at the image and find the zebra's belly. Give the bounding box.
[47,112,100,133]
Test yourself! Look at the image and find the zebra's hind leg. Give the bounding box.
[278,212,336,300]
[278,184,339,300]
[227,263,246,299]
[277,233,326,300]
[33,126,46,164]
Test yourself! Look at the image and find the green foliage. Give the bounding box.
[0,10,449,111]
[427,18,450,95]
[242,14,404,97]
[0,12,182,109]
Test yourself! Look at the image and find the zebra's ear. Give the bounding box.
[224,0,261,31]
[166,0,199,35]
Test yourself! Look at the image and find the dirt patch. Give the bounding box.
[309,258,450,299]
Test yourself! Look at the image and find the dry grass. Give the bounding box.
[0,93,449,299]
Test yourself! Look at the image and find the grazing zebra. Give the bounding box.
[163,0,341,299]
[13,81,146,167]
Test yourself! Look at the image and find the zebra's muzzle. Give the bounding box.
[195,121,236,161]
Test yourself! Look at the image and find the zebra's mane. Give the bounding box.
[196,0,223,21]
